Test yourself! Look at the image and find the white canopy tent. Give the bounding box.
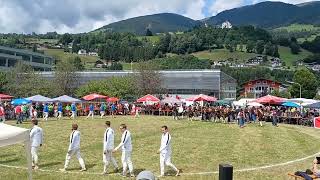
[52,95,81,103]
[287,98,319,107]
[0,123,32,180]
[26,95,53,103]
[232,98,255,107]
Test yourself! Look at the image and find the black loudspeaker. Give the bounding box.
[219,164,233,180]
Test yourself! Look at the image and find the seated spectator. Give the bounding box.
[312,158,320,178]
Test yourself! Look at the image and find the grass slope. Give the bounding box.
[275,24,320,32]
[192,49,259,63]
[278,46,312,66]
[1,116,320,180]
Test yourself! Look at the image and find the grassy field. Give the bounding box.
[1,116,320,180]
[278,46,312,67]
[44,49,99,63]
[192,49,259,63]
[274,24,320,32]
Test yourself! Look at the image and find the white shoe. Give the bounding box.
[80,168,87,172]
[101,171,107,175]
[175,169,180,176]
[130,173,135,178]
[59,168,66,172]
[34,165,39,170]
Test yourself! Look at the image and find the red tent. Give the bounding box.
[82,93,108,101]
[0,93,13,100]
[186,94,217,102]
[136,94,160,103]
[254,95,286,104]
[107,97,119,102]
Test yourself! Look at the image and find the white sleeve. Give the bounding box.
[40,129,43,144]
[115,131,128,151]
[159,134,170,152]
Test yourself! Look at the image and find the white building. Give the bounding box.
[88,52,98,56]
[221,21,232,29]
[78,49,87,56]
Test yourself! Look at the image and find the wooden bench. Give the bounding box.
[288,173,318,180]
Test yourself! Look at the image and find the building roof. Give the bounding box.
[241,78,282,86]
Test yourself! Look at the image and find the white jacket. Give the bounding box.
[30,125,43,147]
[115,130,132,152]
[103,127,115,151]
[68,130,81,151]
[159,132,172,155]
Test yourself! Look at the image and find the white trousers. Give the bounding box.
[87,111,94,119]
[58,111,63,119]
[160,153,178,176]
[43,112,48,121]
[71,111,76,119]
[64,149,86,169]
[121,151,133,174]
[100,111,105,118]
[31,146,39,166]
[103,150,118,172]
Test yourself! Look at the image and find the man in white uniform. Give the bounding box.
[60,124,86,172]
[113,124,134,177]
[157,125,180,177]
[30,119,43,170]
[102,121,119,175]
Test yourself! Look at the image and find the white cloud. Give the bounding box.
[209,0,244,16]
[0,0,206,34]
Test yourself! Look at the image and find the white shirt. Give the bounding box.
[115,130,132,152]
[30,125,43,147]
[103,127,115,151]
[159,132,172,155]
[68,130,81,151]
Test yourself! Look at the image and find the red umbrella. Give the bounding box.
[255,95,286,104]
[186,94,217,102]
[82,93,108,101]
[107,97,119,102]
[0,93,13,100]
[136,94,160,103]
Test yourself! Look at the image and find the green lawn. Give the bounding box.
[26,38,59,44]
[274,24,320,32]
[121,62,139,70]
[44,49,99,63]
[192,49,260,63]
[1,116,320,179]
[278,46,313,67]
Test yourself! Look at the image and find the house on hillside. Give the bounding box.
[78,49,87,56]
[270,57,282,67]
[221,21,232,29]
[246,56,263,66]
[88,52,98,56]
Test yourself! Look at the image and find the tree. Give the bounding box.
[289,69,318,98]
[255,40,265,54]
[53,58,79,96]
[107,62,123,70]
[134,62,163,95]
[145,28,153,36]
[239,44,244,52]
[290,42,301,54]
[4,61,52,97]
[72,57,84,71]
[246,41,255,53]
[0,72,8,93]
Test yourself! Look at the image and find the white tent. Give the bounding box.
[26,95,53,103]
[232,98,255,107]
[52,95,81,103]
[247,102,264,107]
[0,123,32,180]
[287,98,319,107]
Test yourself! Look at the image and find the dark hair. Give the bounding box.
[161,125,168,130]
[32,119,38,125]
[72,124,78,130]
[105,121,111,126]
[120,124,127,129]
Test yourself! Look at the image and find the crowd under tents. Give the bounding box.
[0,123,32,180]
[0,93,13,101]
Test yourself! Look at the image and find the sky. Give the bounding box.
[0,0,314,34]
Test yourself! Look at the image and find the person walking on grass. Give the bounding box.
[87,104,94,119]
[43,103,49,121]
[60,124,86,172]
[70,103,77,119]
[57,103,63,120]
[30,119,43,170]
[100,103,106,118]
[111,103,117,118]
[157,125,180,177]
[15,105,22,124]
[112,124,134,177]
[102,121,119,175]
